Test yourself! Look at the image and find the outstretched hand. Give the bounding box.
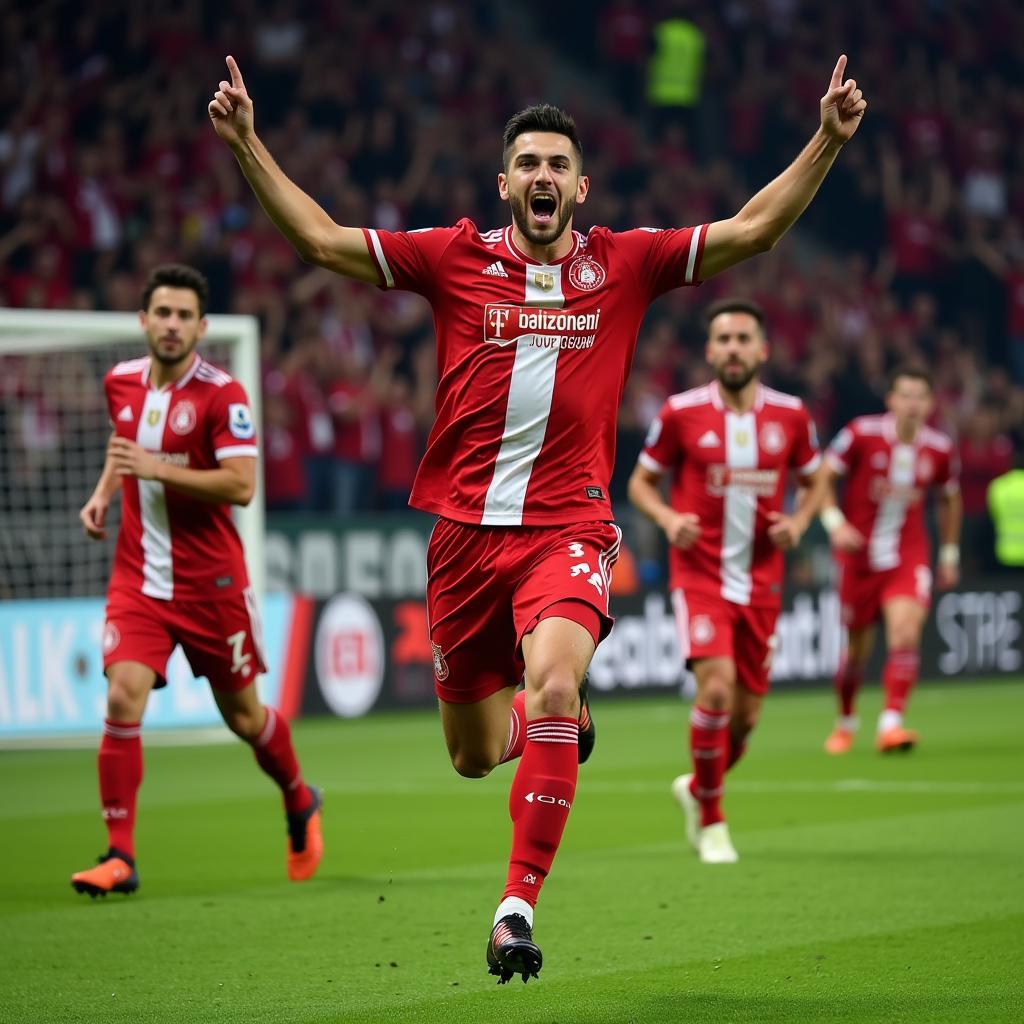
[820,55,866,144]
[208,55,254,148]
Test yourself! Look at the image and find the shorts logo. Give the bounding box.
[102,622,120,655]
[170,399,196,436]
[228,403,255,439]
[431,642,449,682]
[759,421,786,455]
[690,615,715,646]
[568,256,606,291]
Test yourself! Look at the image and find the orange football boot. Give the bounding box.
[876,726,919,753]
[287,785,323,881]
[824,727,855,755]
[71,851,139,897]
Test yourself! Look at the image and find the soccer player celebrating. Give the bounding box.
[628,300,827,864]
[820,367,961,754]
[71,264,322,898]
[208,53,865,981]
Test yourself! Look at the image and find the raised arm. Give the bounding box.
[208,56,380,284]
[699,55,867,280]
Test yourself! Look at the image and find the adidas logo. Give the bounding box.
[482,260,509,278]
[117,406,134,422]
[697,430,721,448]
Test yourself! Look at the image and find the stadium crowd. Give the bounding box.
[1,0,1022,564]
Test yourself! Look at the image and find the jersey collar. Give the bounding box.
[503,225,583,266]
[709,380,764,413]
[142,353,202,392]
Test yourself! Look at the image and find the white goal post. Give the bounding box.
[0,309,265,601]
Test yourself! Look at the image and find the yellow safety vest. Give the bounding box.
[647,19,705,107]
[987,469,1024,566]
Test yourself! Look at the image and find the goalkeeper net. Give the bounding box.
[0,309,263,601]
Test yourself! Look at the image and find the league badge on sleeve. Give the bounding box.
[228,403,255,439]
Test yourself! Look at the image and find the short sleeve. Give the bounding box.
[613,225,708,300]
[209,380,259,461]
[638,401,682,475]
[826,425,856,475]
[362,223,462,297]
[791,406,822,475]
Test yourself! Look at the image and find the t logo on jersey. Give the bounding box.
[487,306,514,344]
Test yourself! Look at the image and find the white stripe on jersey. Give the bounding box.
[671,588,691,659]
[869,441,914,571]
[481,263,565,525]
[137,390,174,599]
[684,224,706,283]
[721,410,758,605]
[366,229,395,287]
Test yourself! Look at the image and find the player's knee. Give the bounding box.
[106,673,148,720]
[699,676,733,712]
[888,624,920,651]
[528,669,580,718]
[224,708,263,741]
[449,748,495,779]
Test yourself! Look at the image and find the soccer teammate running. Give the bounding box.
[208,53,865,981]
[628,300,828,863]
[71,265,322,898]
[820,367,961,755]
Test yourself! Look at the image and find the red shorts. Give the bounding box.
[671,588,778,696]
[426,518,621,704]
[838,559,932,631]
[102,587,267,692]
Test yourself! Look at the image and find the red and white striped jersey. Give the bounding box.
[103,354,257,601]
[826,413,958,572]
[639,382,821,607]
[363,218,707,525]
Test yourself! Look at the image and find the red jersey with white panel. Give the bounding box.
[103,355,257,601]
[363,218,708,526]
[639,382,821,607]
[826,413,958,572]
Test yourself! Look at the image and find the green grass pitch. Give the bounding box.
[1,680,1022,1024]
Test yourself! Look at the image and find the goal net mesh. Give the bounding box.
[0,311,262,600]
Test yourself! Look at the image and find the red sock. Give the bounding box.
[688,706,729,827]
[882,649,919,713]
[251,707,312,814]
[500,687,591,766]
[835,660,863,718]
[726,732,747,771]
[503,717,578,905]
[98,719,143,859]
[499,690,527,764]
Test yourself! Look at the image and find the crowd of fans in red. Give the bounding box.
[1,1,1021,568]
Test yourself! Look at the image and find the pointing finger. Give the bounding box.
[226,55,244,90]
[829,54,847,90]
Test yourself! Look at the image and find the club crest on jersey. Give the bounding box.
[759,421,786,455]
[170,399,197,436]
[147,408,162,427]
[568,255,606,291]
[690,615,715,646]
[533,271,555,292]
[431,642,449,682]
[102,621,121,655]
[228,403,255,439]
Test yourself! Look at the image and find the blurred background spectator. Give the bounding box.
[2,0,1022,564]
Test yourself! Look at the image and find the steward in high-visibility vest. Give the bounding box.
[647,18,705,108]
[987,458,1024,567]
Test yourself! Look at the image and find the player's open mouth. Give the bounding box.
[530,192,557,224]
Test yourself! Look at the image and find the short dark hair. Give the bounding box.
[705,298,766,334]
[887,364,932,392]
[502,104,583,171]
[141,264,210,317]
